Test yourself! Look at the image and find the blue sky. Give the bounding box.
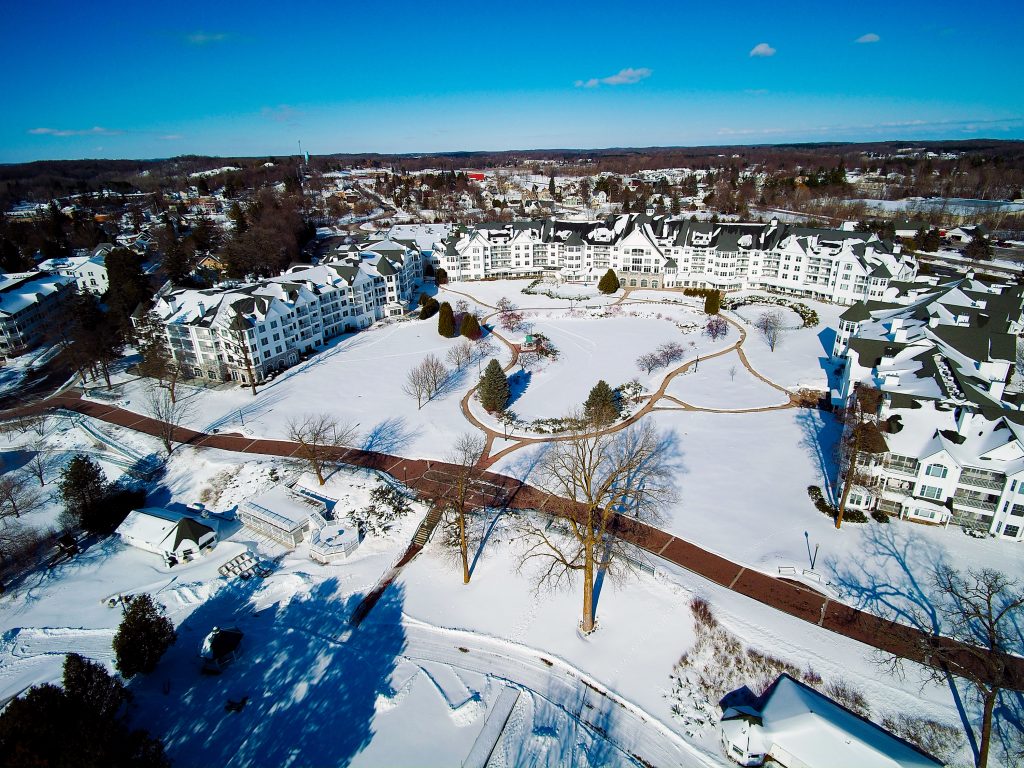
[3,0,1022,162]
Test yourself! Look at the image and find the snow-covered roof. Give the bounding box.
[0,272,74,316]
[242,485,323,533]
[728,674,942,768]
[117,507,216,554]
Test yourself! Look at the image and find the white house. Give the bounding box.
[720,674,942,768]
[38,243,113,294]
[946,224,988,244]
[117,507,218,563]
[239,485,319,548]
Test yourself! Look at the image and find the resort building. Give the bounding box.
[830,274,1024,540]
[143,238,421,385]
[0,271,77,357]
[432,214,917,305]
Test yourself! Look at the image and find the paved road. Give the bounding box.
[11,391,1023,691]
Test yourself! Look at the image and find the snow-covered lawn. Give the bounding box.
[726,297,845,390]
[112,320,511,460]
[664,350,789,410]
[439,278,618,310]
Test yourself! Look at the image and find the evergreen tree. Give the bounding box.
[964,235,992,261]
[583,380,619,426]
[597,269,620,294]
[478,359,510,412]
[437,302,456,337]
[112,594,177,679]
[0,654,170,768]
[435,267,448,285]
[104,248,154,328]
[58,455,107,525]
[459,313,482,340]
[420,298,439,320]
[704,290,721,315]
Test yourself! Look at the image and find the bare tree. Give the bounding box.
[472,337,498,372]
[879,567,1024,768]
[755,310,786,352]
[137,311,183,403]
[517,417,677,632]
[446,340,472,370]
[228,313,258,397]
[496,297,524,333]
[403,354,448,409]
[835,385,885,528]
[287,413,359,486]
[0,472,45,520]
[144,384,194,455]
[422,354,448,399]
[437,433,486,584]
[497,409,518,439]
[729,365,738,381]
[636,352,661,375]
[26,440,53,486]
[403,361,430,409]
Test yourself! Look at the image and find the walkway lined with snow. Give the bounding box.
[8,392,1022,691]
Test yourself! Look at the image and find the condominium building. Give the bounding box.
[0,271,77,357]
[38,243,114,295]
[144,239,421,385]
[432,215,917,305]
[830,274,1024,540]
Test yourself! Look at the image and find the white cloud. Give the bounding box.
[28,126,120,137]
[158,134,184,141]
[749,43,776,57]
[186,31,228,45]
[261,105,304,123]
[855,33,880,43]
[574,67,652,88]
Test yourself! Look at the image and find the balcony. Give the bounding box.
[952,492,998,513]
[958,470,1005,491]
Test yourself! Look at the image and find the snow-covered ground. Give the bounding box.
[727,297,846,391]
[3,279,1022,766]
[664,350,789,410]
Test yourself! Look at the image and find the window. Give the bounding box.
[915,508,936,520]
[925,464,948,478]
[1011,504,1024,517]
[1005,525,1021,538]
[919,485,943,500]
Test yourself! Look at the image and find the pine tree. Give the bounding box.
[704,290,721,315]
[435,267,448,285]
[112,594,177,679]
[437,302,456,337]
[58,455,107,526]
[478,359,510,412]
[583,380,619,426]
[420,298,439,320]
[597,269,620,294]
[459,313,482,340]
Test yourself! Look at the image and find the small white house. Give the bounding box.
[946,224,988,243]
[720,674,942,768]
[117,507,218,563]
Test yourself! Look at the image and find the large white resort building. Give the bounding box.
[432,214,917,306]
[143,238,421,384]
[831,274,1024,541]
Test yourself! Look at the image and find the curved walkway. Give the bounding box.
[9,391,1022,690]
[443,285,796,466]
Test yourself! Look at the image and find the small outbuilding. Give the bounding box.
[117,507,218,564]
[720,674,943,768]
[200,626,244,673]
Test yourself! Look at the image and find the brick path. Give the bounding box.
[10,391,1023,691]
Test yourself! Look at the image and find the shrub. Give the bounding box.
[824,678,871,718]
[437,302,456,337]
[435,267,448,285]
[871,509,890,523]
[880,714,964,764]
[704,291,720,315]
[459,313,482,340]
[419,298,439,320]
[597,269,620,294]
